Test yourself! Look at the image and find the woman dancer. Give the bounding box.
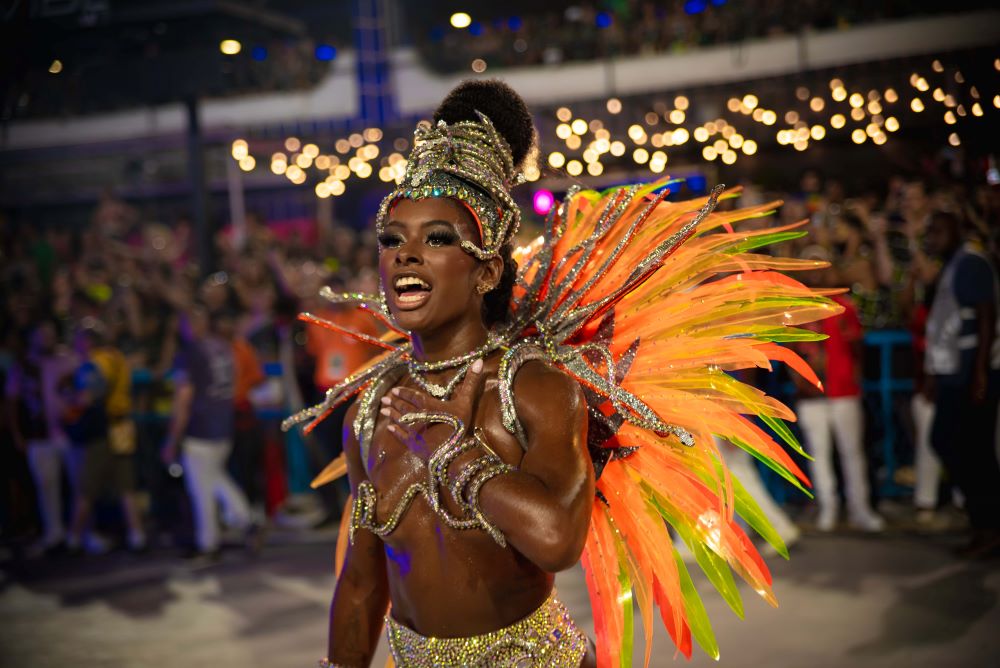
[287,80,840,667]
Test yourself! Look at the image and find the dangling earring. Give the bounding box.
[476,283,492,295]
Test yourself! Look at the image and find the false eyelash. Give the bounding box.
[427,230,458,245]
[377,232,403,248]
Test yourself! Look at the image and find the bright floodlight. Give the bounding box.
[450,12,472,29]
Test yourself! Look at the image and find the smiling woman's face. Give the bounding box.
[378,197,488,334]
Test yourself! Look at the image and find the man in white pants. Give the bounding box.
[162,307,251,556]
[720,439,801,549]
[795,249,884,532]
[910,392,939,510]
[5,321,77,552]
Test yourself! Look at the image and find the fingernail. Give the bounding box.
[471,359,483,373]
[391,388,400,395]
[380,407,390,416]
[381,396,391,405]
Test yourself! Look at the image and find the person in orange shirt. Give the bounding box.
[307,305,380,391]
[305,277,381,520]
[215,310,267,513]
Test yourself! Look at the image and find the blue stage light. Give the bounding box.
[315,44,337,61]
[684,0,707,14]
[686,174,707,193]
[251,46,267,61]
[468,21,483,36]
[595,11,613,28]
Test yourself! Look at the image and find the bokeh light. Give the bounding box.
[533,189,555,215]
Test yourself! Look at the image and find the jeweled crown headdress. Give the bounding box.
[375,111,525,260]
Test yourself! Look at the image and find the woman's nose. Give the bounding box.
[394,240,423,265]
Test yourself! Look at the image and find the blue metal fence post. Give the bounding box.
[862,330,915,497]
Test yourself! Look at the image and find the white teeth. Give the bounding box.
[394,276,431,290]
[397,292,427,303]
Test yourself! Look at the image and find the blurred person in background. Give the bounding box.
[908,269,951,529]
[877,181,950,524]
[219,308,268,517]
[899,180,940,301]
[924,211,1000,559]
[844,199,901,325]
[62,321,146,553]
[233,252,280,361]
[161,306,252,558]
[303,273,381,521]
[200,271,237,316]
[830,212,886,329]
[4,319,77,553]
[794,247,885,533]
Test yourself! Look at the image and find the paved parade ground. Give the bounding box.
[2,527,998,668]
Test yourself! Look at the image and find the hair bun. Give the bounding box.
[433,79,535,170]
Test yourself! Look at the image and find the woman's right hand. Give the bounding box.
[379,358,485,461]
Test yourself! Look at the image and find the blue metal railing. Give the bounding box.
[862,329,915,496]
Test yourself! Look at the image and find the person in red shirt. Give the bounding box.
[795,247,885,532]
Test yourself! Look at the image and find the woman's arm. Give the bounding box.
[476,361,594,573]
[381,361,594,573]
[327,402,390,667]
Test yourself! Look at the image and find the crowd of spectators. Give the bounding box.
[1,164,998,560]
[731,170,1000,556]
[416,0,992,72]
[0,194,379,558]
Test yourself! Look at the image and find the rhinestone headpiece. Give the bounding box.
[375,111,525,260]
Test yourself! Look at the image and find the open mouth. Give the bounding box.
[393,275,433,309]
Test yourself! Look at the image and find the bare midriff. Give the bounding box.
[363,358,552,638]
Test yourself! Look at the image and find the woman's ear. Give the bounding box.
[478,255,504,292]
[489,255,505,286]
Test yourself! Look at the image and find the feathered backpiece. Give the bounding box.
[283,177,842,666]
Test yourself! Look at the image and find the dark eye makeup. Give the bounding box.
[377,232,404,248]
[378,224,459,249]
[426,229,458,246]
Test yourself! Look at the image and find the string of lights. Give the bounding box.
[229,55,999,200]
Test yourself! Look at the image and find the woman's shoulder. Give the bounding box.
[509,358,585,415]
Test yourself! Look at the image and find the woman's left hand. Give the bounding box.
[380,358,484,461]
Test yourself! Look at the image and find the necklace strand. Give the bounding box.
[406,333,503,399]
